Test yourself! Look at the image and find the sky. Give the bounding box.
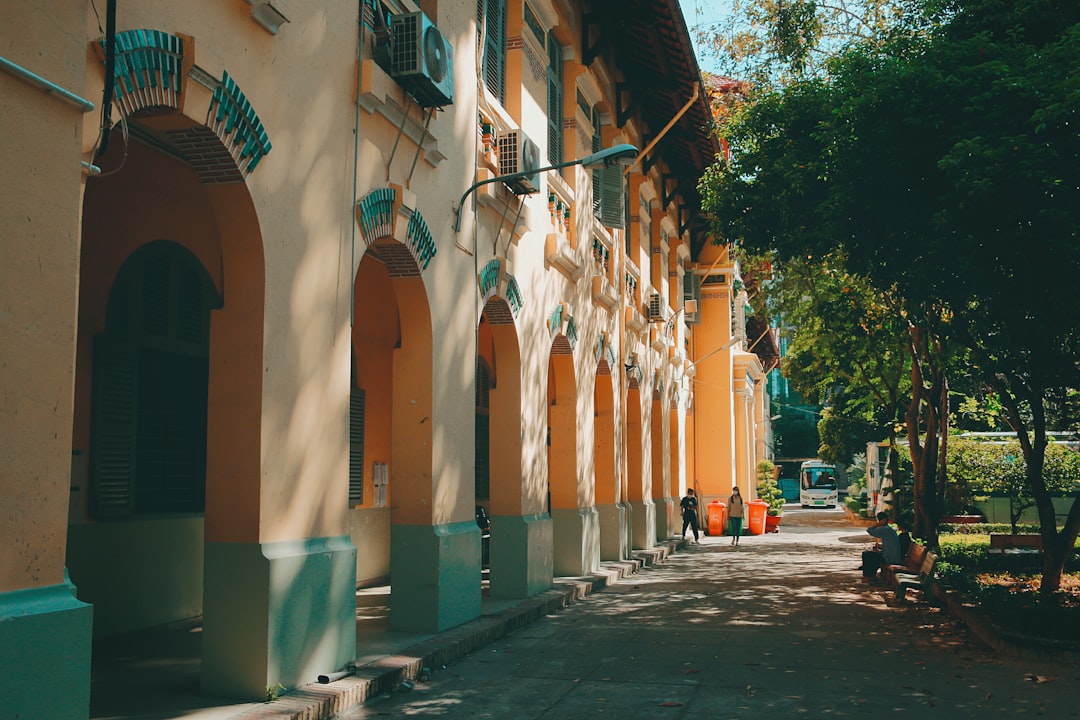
[678,0,732,74]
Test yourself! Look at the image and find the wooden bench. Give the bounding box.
[882,543,928,589]
[989,533,1043,553]
[895,550,938,603]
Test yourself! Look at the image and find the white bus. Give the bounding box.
[800,460,838,508]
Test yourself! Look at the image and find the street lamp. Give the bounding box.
[685,334,745,376]
[453,143,639,232]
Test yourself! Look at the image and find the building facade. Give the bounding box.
[0,1,777,717]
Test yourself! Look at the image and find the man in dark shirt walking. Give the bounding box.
[680,488,700,544]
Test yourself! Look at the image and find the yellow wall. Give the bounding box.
[1,0,90,593]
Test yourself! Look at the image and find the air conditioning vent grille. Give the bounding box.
[647,292,664,321]
[392,14,420,73]
[389,12,455,108]
[497,130,541,195]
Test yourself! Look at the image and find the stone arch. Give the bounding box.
[547,329,597,576]
[650,373,670,541]
[593,334,625,561]
[72,124,267,696]
[356,187,438,273]
[93,30,272,183]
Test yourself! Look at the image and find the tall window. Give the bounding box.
[475,359,492,501]
[478,0,506,103]
[547,31,563,165]
[349,357,365,507]
[90,241,219,518]
[592,105,603,217]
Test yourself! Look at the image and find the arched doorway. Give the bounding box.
[70,127,269,703]
[350,215,479,631]
[547,337,597,576]
[651,384,671,541]
[626,380,654,550]
[594,357,625,560]
[477,298,548,597]
[669,389,682,537]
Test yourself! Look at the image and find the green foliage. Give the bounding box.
[847,453,868,495]
[702,0,1080,589]
[756,460,785,515]
[946,438,1080,529]
[935,535,1065,575]
[844,494,866,514]
[760,255,910,466]
[690,0,911,90]
[939,522,1041,536]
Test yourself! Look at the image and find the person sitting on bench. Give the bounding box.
[860,511,901,583]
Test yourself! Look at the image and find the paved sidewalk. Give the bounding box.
[334,512,1080,719]
[89,510,1080,720]
[89,544,678,720]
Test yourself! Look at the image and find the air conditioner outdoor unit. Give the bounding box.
[684,274,703,325]
[390,11,455,108]
[647,292,664,321]
[497,130,541,195]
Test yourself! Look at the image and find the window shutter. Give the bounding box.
[597,165,624,229]
[482,0,506,103]
[475,362,491,501]
[684,273,702,325]
[90,336,139,519]
[546,33,563,165]
[140,250,171,337]
[591,107,603,217]
[475,414,490,501]
[349,388,365,505]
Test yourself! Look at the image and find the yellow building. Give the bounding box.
[0,1,777,717]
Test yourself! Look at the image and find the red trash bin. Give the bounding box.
[706,500,727,536]
[746,500,769,535]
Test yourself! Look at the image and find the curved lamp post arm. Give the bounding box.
[453,144,638,232]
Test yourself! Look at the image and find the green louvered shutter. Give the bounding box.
[546,32,563,165]
[684,273,702,325]
[591,107,603,217]
[90,336,139,519]
[481,0,506,103]
[475,361,491,501]
[598,164,625,229]
[349,388,365,505]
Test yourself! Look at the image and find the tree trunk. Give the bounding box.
[905,325,945,550]
[992,376,1077,595]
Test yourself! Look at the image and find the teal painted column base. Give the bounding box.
[0,575,92,720]
[629,499,656,550]
[201,536,357,701]
[596,502,628,561]
[488,513,552,599]
[551,506,600,577]
[654,497,675,541]
[389,521,482,633]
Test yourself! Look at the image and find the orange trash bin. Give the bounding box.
[746,500,769,535]
[706,500,727,536]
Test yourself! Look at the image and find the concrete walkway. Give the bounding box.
[89,509,1080,720]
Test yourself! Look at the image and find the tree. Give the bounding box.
[770,256,909,462]
[701,0,1080,590]
[746,250,945,540]
[949,438,1080,533]
[690,0,912,89]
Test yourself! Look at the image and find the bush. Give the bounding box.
[756,460,784,516]
[938,522,1041,535]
